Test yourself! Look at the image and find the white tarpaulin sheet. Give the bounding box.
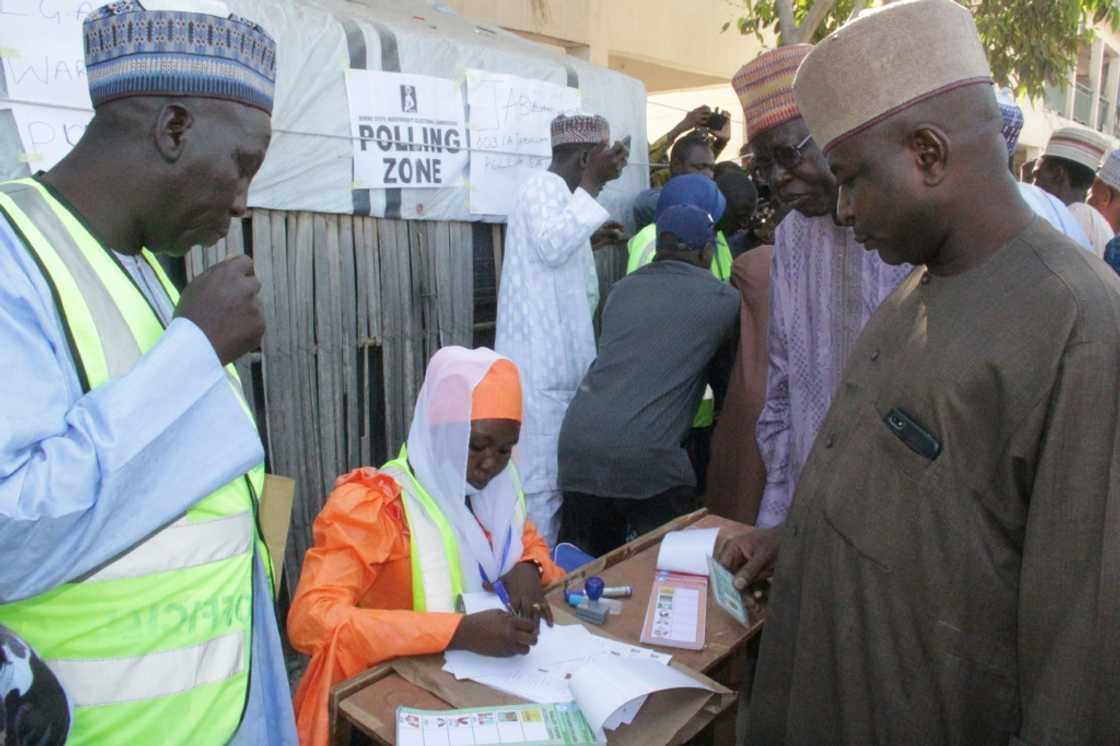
[0,0,648,225]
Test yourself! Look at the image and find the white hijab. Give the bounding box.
[406,347,525,592]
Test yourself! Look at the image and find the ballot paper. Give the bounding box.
[707,556,749,627]
[395,701,603,746]
[656,527,719,577]
[569,657,715,739]
[444,592,674,731]
[637,528,720,651]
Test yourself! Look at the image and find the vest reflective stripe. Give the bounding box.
[625,224,656,275]
[83,511,253,584]
[48,630,245,708]
[382,461,460,613]
[382,449,527,613]
[0,184,141,378]
[0,178,259,744]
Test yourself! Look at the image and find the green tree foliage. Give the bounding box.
[722,0,1120,99]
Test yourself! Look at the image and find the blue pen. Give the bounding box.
[479,526,517,616]
[490,578,516,615]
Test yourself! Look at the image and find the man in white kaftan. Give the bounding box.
[495,113,626,546]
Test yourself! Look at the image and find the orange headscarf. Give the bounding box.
[471,359,522,422]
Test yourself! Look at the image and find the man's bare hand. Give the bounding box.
[591,221,627,251]
[682,105,713,132]
[174,255,264,365]
[717,525,783,602]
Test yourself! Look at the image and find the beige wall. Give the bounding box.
[445,0,766,90]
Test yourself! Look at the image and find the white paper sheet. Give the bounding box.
[656,527,719,576]
[568,658,715,737]
[457,591,507,615]
[5,103,91,171]
[446,592,677,730]
[601,695,646,730]
[465,69,581,216]
[444,624,594,682]
[0,0,92,110]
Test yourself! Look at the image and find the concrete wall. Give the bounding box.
[444,0,764,89]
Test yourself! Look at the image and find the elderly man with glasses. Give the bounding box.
[731,46,912,532]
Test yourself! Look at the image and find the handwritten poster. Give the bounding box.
[0,0,94,110]
[345,69,467,190]
[6,102,91,170]
[465,70,580,216]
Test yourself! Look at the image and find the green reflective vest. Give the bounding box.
[380,446,527,612]
[624,224,732,428]
[0,178,269,745]
[624,223,733,282]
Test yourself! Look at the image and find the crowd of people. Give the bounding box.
[2,0,1119,744]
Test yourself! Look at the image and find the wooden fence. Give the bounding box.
[185,209,628,594]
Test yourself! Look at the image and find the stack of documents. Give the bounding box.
[444,593,709,737]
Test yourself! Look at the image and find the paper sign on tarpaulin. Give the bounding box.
[345,69,468,191]
[465,69,581,217]
[0,0,94,171]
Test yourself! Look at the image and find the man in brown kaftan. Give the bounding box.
[720,2,1120,745]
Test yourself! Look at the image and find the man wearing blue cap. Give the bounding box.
[0,2,296,743]
[557,204,740,556]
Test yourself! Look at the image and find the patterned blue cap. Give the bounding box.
[84,1,277,114]
[997,88,1024,157]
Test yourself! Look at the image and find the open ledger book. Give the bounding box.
[442,592,714,738]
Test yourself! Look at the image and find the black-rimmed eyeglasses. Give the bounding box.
[750,134,813,183]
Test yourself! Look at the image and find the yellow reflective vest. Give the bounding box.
[0,178,269,745]
[380,446,527,612]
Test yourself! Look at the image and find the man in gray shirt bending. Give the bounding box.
[557,204,741,556]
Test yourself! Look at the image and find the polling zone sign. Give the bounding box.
[345,70,467,190]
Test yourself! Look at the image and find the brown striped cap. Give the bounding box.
[551,113,609,148]
[1098,148,1120,191]
[732,45,812,140]
[793,0,992,153]
[1045,127,1109,172]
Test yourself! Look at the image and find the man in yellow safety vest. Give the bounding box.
[0,2,296,744]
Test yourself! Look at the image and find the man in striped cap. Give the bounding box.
[1034,126,1113,255]
[998,91,1092,250]
[1088,147,1120,235]
[721,0,1120,743]
[732,43,910,531]
[0,1,296,743]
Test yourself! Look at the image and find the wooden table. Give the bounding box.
[331,509,764,745]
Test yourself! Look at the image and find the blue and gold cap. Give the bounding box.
[84,1,277,114]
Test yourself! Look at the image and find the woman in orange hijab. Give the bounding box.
[288,347,564,746]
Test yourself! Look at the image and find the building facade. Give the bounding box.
[442,0,770,164]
